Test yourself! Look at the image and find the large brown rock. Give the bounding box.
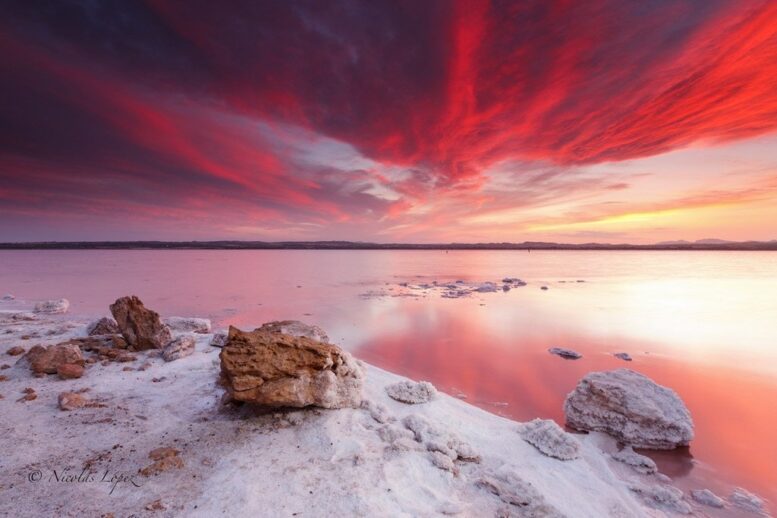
[26,343,85,375]
[110,296,172,350]
[220,326,363,409]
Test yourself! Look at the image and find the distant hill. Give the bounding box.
[1,240,776,251]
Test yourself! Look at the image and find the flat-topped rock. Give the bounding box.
[548,347,582,360]
[386,380,437,404]
[564,369,693,449]
[25,343,84,375]
[257,320,329,343]
[164,317,212,334]
[219,326,363,408]
[110,296,172,350]
[34,298,70,314]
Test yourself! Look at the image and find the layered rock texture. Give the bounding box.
[110,296,172,350]
[257,320,330,343]
[564,369,693,449]
[219,326,363,408]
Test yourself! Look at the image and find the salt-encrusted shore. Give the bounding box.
[0,297,769,517]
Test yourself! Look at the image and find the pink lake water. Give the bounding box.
[1,249,775,511]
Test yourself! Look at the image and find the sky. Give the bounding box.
[1,0,776,244]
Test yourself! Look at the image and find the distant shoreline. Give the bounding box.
[1,240,776,251]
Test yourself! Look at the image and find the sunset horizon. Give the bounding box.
[2,1,777,244]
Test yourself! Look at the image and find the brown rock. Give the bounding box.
[162,335,195,362]
[87,317,120,336]
[140,448,183,476]
[109,296,172,350]
[0,364,10,369]
[28,343,84,375]
[58,391,87,410]
[18,388,36,402]
[111,335,128,349]
[57,363,85,379]
[219,326,364,409]
[0,375,7,382]
[7,346,25,356]
[115,351,136,363]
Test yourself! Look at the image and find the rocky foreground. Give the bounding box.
[0,296,770,517]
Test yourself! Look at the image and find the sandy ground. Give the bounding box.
[0,298,765,517]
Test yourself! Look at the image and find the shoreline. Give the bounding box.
[0,298,770,517]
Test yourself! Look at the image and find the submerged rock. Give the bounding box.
[386,380,437,404]
[110,296,172,350]
[548,347,582,360]
[518,418,581,460]
[730,487,766,514]
[474,282,499,293]
[34,298,70,314]
[2,293,14,300]
[257,320,329,343]
[162,335,195,362]
[87,317,120,336]
[164,316,212,334]
[691,489,725,509]
[564,369,694,449]
[219,326,363,408]
[613,352,633,362]
[610,445,657,474]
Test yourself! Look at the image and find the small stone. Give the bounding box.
[614,352,633,362]
[87,317,120,336]
[518,418,581,460]
[34,298,70,314]
[548,347,582,360]
[690,489,725,508]
[162,335,195,362]
[611,446,657,474]
[2,293,14,300]
[18,388,37,402]
[730,487,765,514]
[540,286,549,290]
[629,483,691,514]
[57,363,84,379]
[145,499,166,511]
[386,380,437,404]
[209,331,228,348]
[58,392,87,410]
[6,346,25,356]
[164,317,212,334]
[140,448,183,476]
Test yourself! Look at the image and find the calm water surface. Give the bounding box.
[1,249,775,509]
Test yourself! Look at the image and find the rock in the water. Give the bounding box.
[87,317,120,336]
[210,330,228,348]
[730,487,765,514]
[548,347,582,360]
[691,489,725,508]
[34,298,70,314]
[564,369,694,449]
[162,335,195,362]
[518,418,581,460]
[2,293,14,300]
[26,343,84,375]
[629,483,691,514]
[58,392,87,410]
[386,380,437,404]
[614,352,633,362]
[57,363,84,379]
[0,310,36,322]
[164,316,212,334]
[257,320,329,343]
[610,445,657,474]
[110,296,172,350]
[219,326,363,408]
